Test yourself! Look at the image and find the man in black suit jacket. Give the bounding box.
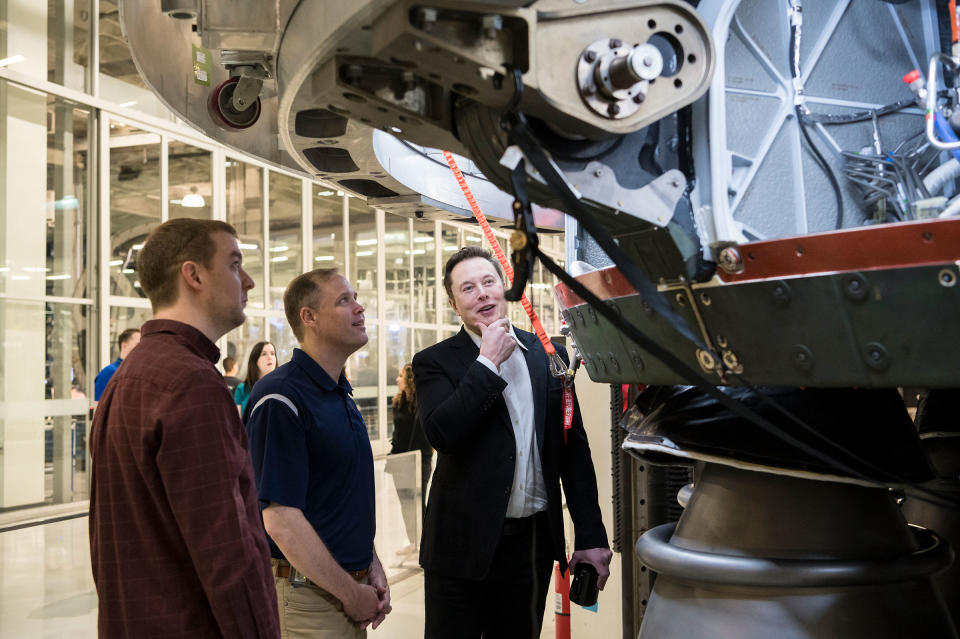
[412,247,611,639]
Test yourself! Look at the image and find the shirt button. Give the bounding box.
[504,488,510,495]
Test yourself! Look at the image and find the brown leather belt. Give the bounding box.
[271,558,369,584]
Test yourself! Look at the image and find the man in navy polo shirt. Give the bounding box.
[244,268,390,638]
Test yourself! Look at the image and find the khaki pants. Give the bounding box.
[275,576,366,639]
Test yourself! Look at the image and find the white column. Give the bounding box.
[0,0,49,506]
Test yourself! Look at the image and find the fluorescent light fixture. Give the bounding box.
[394,257,403,265]
[109,259,124,266]
[134,281,141,288]
[336,190,345,196]
[390,126,402,134]
[119,100,137,108]
[356,239,377,246]
[317,190,335,196]
[23,267,50,272]
[0,55,25,68]
[465,236,482,242]
[239,243,258,250]
[414,236,433,243]
[443,246,458,251]
[356,250,373,257]
[0,267,9,272]
[169,199,182,205]
[10,275,29,280]
[315,255,335,262]
[46,196,79,210]
[271,255,289,262]
[388,324,401,332]
[122,268,135,274]
[46,274,71,280]
[181,193,205,208]
[411,249,425,255]
[269,245,289,252]
[132,243,144,250]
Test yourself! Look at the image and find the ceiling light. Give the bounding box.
[356,250,373,257]
[271,255,289,262]
[119,100,137,108]
[46,274,71,280]
[109,259,124,266]
[0,54,25,68]
[132,243,144,250]
[315,255,335,262]
[317,190,334,196]
[414,236,433,243]
[356,239,377,246]
[239,243,258,250]
[269,245,289,252]
[336,190,345,196]
[181,192,205,208]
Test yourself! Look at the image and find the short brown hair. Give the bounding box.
[283,268,340,341]
[443,246,504,299]
[117,328,140,349]
[136,219,237,311]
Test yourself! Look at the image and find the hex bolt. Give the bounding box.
[607,102,621,116]
[633,94,644,103]
[609,38,623,49]
[718,246,744,273]
[593,168,603,178]
[585,50,597,63]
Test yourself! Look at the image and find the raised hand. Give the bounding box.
[478,317,516,369]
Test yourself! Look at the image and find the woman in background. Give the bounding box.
[388,363,433,555]
[234,341,277,413]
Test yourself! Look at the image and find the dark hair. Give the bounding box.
[391,363,417,412]
[243,341,275,390]
[136,218,237,312]
[442,246,504,299]
[117,328,140,349]
[283,268,340,341]
[222,356,237,372]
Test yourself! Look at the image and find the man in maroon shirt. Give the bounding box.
[89,218,280,638]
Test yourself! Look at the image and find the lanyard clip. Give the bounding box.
[548,351,569,380]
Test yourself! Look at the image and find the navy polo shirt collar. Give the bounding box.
[291,348,353,395]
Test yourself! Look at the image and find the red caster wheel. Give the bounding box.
[208,76,261,130]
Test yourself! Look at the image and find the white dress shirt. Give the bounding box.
[467,325,548,518]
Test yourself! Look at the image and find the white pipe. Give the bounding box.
[923,158,960,195]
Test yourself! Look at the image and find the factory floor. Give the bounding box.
[0,512,559,638]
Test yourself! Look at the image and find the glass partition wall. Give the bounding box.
[0,6,565,514]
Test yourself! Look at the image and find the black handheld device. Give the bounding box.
[569,562,599,607]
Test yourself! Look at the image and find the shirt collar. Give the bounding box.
[292,348,353,394]
[141,319,220,364]
[464,323,528,351]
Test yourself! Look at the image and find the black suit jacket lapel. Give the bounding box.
[520,330,548,453]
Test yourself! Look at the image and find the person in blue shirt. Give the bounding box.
[233,341,276,412]
[244,268,390,638]
[93,327,140,407]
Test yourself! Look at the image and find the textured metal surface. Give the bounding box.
[689,0,938,244]
[559,257,960,387]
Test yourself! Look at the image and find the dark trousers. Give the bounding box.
[424,511,554,639]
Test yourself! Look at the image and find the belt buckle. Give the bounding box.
[288,565,310,588]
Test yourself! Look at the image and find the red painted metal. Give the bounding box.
[555,562,571,639]
[553,218,960,307]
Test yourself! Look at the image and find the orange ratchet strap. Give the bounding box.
[442,150,577,443]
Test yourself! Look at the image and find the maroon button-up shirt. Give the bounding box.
[90,319,280,638]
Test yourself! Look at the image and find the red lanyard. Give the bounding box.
[442,150,576,442]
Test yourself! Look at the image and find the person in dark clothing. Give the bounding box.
[387,363,433,555]
[223,355,242,394]
[89,218,279,638]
